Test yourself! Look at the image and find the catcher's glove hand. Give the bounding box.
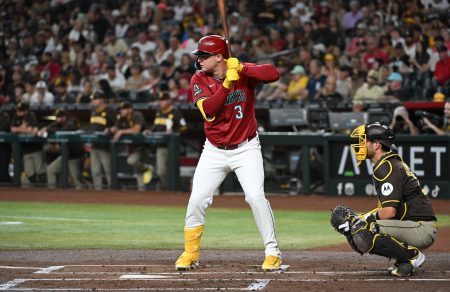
[330,205,358,236]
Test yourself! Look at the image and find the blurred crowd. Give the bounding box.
[0,0,448,109]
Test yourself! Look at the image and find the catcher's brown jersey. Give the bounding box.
[372,153,436,222]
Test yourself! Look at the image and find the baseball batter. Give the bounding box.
[175,35,282,271]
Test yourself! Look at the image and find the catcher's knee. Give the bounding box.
[352,228,375,254]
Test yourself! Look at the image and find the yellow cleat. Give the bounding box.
[175,225,204,271]
[262,255,282,271]
[175,252,199,270]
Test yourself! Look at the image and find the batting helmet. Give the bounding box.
[192,35,230,59]
[350,122,397,166]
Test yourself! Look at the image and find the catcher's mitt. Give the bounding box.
[330,205,358,236]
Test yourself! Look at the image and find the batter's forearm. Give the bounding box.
[241,64,280,82]
[201,86,229,116]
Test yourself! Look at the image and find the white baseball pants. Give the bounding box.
[185,135,281,257]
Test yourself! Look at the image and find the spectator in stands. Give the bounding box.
[160,60,177,84]
[336,65,353,101]
[323,54,338,79]
[384,72,407,101]
[389,43,412,73]
[101,64,126,92]
[98,79,116,103]
[30,81,54,106]
[41,110,84,189]
[412,41,432,81]
[286,65,308,100]
[131,32,156,60]
[76,80,94,104]
[53,77,74,104]
[0,109,11,183]
[353,69,384,103]
[305,59,327,99]
[363,35,389,70]
[434,45,450,86]
[143,92,186,190]
[175,53,196,76]
[168,36,188,67]
[346,22,368,57]
[89,91,116,190]
[317,76,343,107]
[177,73,193,103]
[389,106,419,135]
[168,79,181,100]
[422,97,450,135]
[105,31,129,59]
[10,102,46,186]
[115,51,130,78]
[343,0,363,33]
[110,102,149,191]
[37,52,61,82]
[155,39,171,65]
[125,64,148,92]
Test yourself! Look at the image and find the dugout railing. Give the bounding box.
[0,132,180,191]
[1,132,449,199]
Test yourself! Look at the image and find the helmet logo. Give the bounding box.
[381,182,394,196]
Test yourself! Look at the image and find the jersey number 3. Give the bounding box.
[234,105,243,119]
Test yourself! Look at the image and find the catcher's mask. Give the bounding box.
[350,122,397,166]
[192,35,229,70]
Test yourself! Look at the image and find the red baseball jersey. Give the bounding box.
[191,63,279,146]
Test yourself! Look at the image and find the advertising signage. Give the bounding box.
[327,138,450,199]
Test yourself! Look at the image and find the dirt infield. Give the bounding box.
[1,188,450,291]
[0,250,449,291]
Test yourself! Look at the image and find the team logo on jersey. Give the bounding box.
[224,90,246,105]
[193,84,203,96]
[381,182,394,196]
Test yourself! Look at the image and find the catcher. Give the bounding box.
[330,122,437,277]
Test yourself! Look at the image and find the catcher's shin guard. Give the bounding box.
[368,234,411,263]
[175,225,204,270]
[351,219,411,263]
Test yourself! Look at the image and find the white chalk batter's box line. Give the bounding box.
[1,277,450,291]
[1,265,450,276]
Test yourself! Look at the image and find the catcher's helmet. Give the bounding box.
[192,35,230,58]
[350,122,397,166]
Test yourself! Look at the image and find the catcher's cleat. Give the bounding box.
[175,252,199,270]
[387,263,399,274]
[410,250,425,269]
[389,250,425,276]
[390,262,414,277]
[262,255,282,271]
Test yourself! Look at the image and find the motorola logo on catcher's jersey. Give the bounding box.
[381,182,394,196]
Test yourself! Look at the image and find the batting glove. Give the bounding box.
[226,58,243,72]
[223,68,239,89]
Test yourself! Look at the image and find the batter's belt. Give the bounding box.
[216,132,257,150]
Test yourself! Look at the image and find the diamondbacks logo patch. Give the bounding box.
[381,182,394,196]
[193,84,203,96]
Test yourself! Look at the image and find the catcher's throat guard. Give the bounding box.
[350,125,367,167]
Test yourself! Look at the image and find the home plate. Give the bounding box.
[120,275,174,279]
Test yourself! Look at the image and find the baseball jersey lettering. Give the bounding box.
[191,63,279,146]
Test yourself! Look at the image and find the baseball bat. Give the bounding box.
[217,0,232,57]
